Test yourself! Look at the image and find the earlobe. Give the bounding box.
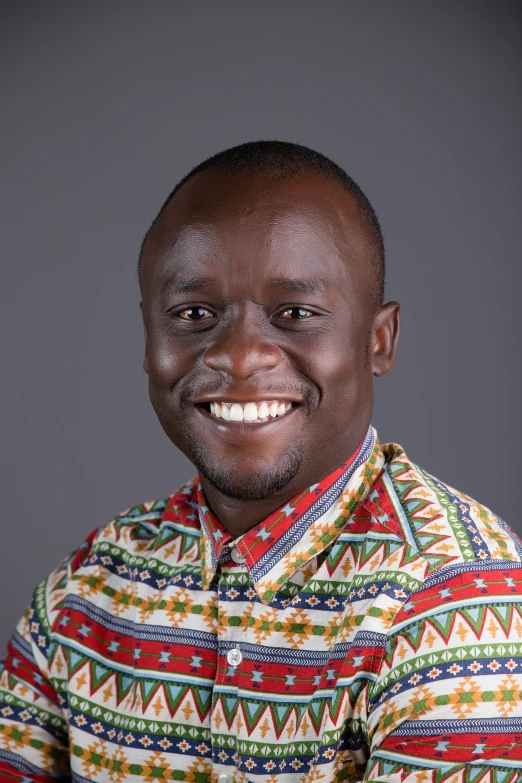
[371,301,401,377]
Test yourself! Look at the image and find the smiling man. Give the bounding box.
[1,141,522,783]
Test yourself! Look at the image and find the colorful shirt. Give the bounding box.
[1,424,522,783]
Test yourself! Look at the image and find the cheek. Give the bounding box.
[309,333,370,408]
[146,337,189,439]
[148,333,191,386]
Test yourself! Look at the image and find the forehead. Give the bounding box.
[141,171,371,297]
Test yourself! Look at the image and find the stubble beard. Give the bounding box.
[185,431,306,501]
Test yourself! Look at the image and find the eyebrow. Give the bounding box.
[162,276,213,295]
[162,275,329,296]
[266,277,328,295]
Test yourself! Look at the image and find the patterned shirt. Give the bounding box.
[1,424,522,783]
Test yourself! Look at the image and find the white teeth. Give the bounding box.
[258,401,269,419]
[229,403,244,421]
[206,400,296,422]
[243,402,258,421]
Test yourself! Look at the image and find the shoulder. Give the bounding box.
[37,476,200,620]
[368,443,522,769]
[368,442,522,698]
[378,440,522,574]
[70,475,200,572]
[8,478,197,681]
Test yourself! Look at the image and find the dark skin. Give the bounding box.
[139,171,400,538]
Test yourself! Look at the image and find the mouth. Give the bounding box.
[199,399,296,423]
[193,399,303,441]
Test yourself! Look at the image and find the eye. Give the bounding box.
[278,307,314,319]
[177,306,215,321]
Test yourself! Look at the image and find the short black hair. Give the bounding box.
[139,140,385,307]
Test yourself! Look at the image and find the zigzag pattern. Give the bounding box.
[1,426,521,781]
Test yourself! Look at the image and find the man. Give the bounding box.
[1,141,521,783]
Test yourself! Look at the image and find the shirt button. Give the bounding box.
[230,547,245,564]
[227,648,243,667]
[217,775,231,783]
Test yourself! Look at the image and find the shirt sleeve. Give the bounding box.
[363,564,522,782]
[0,541,91,782]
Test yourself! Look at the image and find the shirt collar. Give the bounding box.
[197,423,384,604]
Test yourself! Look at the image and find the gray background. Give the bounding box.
[1,1,521,651]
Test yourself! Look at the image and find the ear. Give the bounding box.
[140,301,149,375]
[370,301,400,377]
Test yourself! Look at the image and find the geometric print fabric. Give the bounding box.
[0,424,521,782]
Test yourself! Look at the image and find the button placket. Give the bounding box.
[212,562,245,781]
[224,545,248,680]
[212,542,259,779]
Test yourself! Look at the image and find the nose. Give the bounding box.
[202,309,282,379]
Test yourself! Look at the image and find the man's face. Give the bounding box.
[140,171,394,501]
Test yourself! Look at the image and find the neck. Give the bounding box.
[199,481,298,539]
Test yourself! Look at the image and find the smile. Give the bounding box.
[194,399,302,442]
[208,400,293,423]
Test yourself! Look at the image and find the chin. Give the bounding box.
[188,437,305,502]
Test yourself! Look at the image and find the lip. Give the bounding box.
[194,402,303,442]
[193,395,302,404]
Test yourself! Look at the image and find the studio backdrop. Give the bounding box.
[1,0,520,650]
